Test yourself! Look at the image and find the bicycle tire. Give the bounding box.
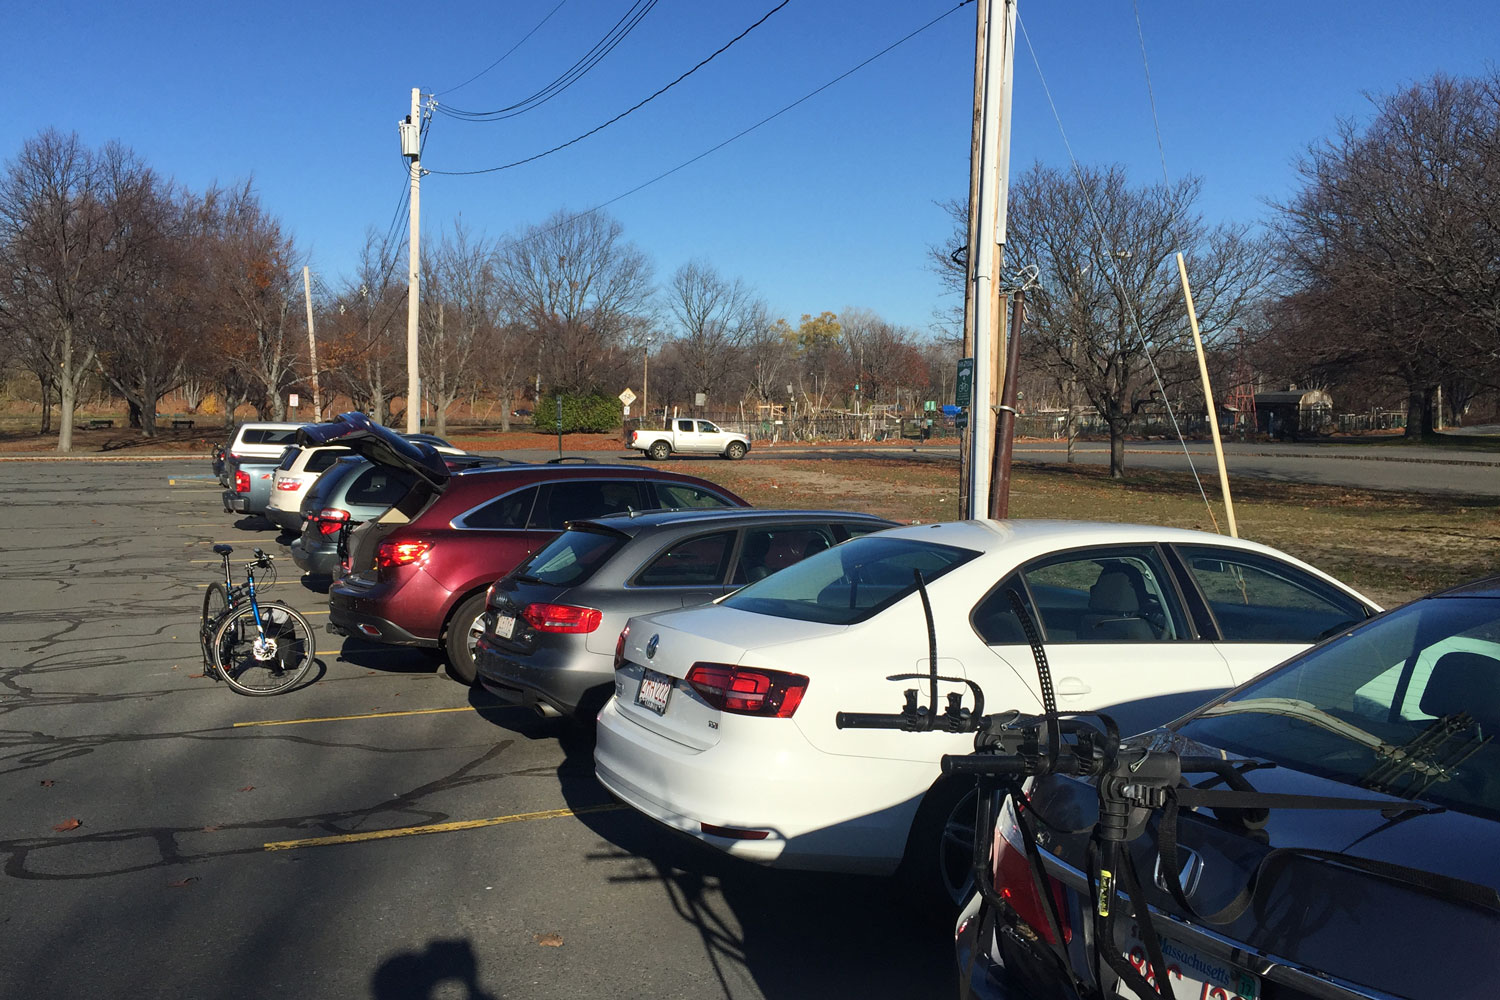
[201,583,231,667]
[211,603,316,696]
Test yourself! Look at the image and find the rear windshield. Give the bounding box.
[511,528,625,588]
[241,428,299,445]
[276,447,301,471]
[720,535,980,625]
[1176,596,1500,821]
[305,447,350,473]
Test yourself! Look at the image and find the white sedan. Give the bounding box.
[594,520,1380,906]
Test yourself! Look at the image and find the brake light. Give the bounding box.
[995,808,1072,945]
[376,539,433,568]
[685,663,809,718]
[275,479,302,491]
[614,624,631,669]
[522,603,602,634]
[317,508,350,535]
[234,470,250,493]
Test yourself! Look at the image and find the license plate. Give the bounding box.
[493,614,515,640]
[1119,929,1258,1000]
[635,668,673,715]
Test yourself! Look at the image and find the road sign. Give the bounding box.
[924,400,936,412]
[955,359,974,407]
[618,388,637,406]
[955,410,970,430]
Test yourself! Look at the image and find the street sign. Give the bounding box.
[623,405,631,416]
[924,400,936,412]
[618,388,637,406]
[956,410,970,430]
[288,393,300,408]
[955,359,974,407]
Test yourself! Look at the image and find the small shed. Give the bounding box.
[1255,388,1333,439]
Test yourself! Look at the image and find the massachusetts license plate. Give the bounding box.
[493,615,515,640]
[1119,929,1259,1000]
[635,668,673,715]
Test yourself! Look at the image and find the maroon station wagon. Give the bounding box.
[301,414,750,684]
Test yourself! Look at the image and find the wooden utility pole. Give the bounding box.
[967,0,1017,517]
[302,266,322,421]
[400,88,423,433]
[1178,254,1238,537]
[958,0,988,515]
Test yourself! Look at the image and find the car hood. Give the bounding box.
[1029,729,1500,998]
[297,412,449,489]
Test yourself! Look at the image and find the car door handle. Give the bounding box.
[1055,677,1092,697]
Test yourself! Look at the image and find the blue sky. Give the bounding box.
[13,1,1499,335]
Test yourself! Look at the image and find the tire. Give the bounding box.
[647,441,671,461]
[724,441,747,460]
[201,582,230,666]
[443,591,488,686]
[211,603,316,696]
[899,777,980,915]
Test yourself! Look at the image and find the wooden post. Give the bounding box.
[1177,253,1238,538]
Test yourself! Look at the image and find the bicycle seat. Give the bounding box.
[213,544,233,555]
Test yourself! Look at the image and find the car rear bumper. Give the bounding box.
[265,507,302,533]
[473,637,611,719]
[954,896,1078,1000]
[328,575,444,646]
[593,696,921,874]
[223,490,249,514]
[290,537,341,576]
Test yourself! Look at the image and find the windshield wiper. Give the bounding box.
[1197,697,1406,759]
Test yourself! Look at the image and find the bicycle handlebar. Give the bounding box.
[834,711,917,730]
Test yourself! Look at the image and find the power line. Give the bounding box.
[491,0,972,252]
[436,0,657,121]
[429,0,792,176]
[435,0,569,98]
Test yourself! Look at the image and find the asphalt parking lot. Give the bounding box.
[0,459,956,999]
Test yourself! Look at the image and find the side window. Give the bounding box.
[676,420,695,433]
[304,448,350,473]
[838,522,890,541]
[733,526,836,585]
[971,574,1039,645]
[1021,547,1187,643]
[276,447,301,471]
[1177,545,1368,643]
[698,421,719,433]
[635,532,734,587]
[460,486,539,529]
[653,482,735,509]
[345,466,416,507]
[535,480,648,530]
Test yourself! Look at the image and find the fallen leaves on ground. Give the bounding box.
[239,785,255,792]
[38,779,54,787]
[533,933,564,948]
[52,818,81,832]
[167,877,200,888]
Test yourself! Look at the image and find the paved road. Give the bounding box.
[0,460,954,999]
[500,439,1500,497]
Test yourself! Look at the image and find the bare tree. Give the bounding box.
[420,220,502,436]
[997,163,1272,476]
[201,181,303,420]
[0,129,121,450]
[495,209,654,395]
[1272,72,1500,438]
[666,260,757,404]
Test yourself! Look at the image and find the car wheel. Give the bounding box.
[647,441,671,461]
[900,777,978,914]
[724,441,747,460]
[443,592,487,686]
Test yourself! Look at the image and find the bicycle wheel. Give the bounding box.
[200,583,230,667]
[211,603,316,696]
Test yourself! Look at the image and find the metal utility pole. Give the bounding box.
[958,0,988,514]
[302,266,322,421]
[399,87,424,433]
[966,0,1017,517]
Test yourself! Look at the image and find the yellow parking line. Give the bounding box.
[234,706,474,728]
[197,580,293,587]
[263,803,628,852]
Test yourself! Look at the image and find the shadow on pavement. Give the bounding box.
[464,692,958,999]
[370,938,498,1000]
[335,636,443,675]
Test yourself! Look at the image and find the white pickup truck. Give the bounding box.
[628,419,751,461]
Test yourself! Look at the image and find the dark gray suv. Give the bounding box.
[474,508,896,722]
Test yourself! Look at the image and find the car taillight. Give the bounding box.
[995,807,1071,945]
[376,539,433,568]
[317,508,350,535]
[522,603,602,634]
[234,470,250,493]
[276,479,302,491]
[614,624,631,669]
[685,663,809,718]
